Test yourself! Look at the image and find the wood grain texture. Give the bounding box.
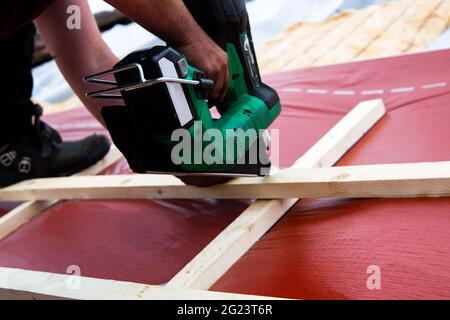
[165,99,386,290]
[2,161,450,201]
[0,267,281,300]
[0,146,123,240]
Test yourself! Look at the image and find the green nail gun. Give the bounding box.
[84,0,281,181]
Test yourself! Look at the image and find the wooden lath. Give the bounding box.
[0,267,282,300]
[2,161,450,201]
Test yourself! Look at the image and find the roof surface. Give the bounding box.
[2,49,450,299]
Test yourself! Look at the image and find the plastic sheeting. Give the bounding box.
[1,49,450,298]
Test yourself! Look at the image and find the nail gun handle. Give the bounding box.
[182,0,280,111]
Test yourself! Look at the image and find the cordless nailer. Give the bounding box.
[85,0,281,183]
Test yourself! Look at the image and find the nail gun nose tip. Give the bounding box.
[179,176,232,187]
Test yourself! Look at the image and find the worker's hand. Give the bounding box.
[176,38,230,102]
[105,0,230,101]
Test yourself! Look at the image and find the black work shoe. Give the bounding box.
[0,106,110,188]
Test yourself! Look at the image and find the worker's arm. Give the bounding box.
[105,0,230,101]
[35,0,118,125]
[37,0,229,123]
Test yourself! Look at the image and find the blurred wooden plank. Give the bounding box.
[316,0,410,66]
[258,0,450,74]
[405,0,450,52]
[358,0,444,59]
[0,267,281,300]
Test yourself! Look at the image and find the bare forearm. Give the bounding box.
[36,0,118,125]
[105,0,206,47]
[36,0,229,128]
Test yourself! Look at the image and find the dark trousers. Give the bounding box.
[0,24,37,145]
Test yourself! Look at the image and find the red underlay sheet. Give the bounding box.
[1,49,450,299]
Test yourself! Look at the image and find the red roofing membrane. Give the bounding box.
[1,49,450,299]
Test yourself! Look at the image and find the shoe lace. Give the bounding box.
[32,104,62,157]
